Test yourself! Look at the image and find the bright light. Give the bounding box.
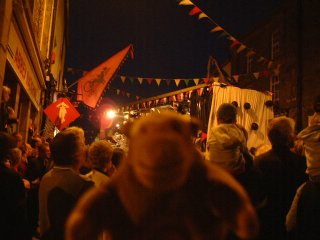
[105,110,116,119]
[116,123,120,128]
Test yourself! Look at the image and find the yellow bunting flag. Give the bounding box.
[179,0,194,6]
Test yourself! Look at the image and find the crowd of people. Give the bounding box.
[0,93,319,240]
[0,127,125,240]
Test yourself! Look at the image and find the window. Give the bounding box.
[246,55,253,73]
[271,30,280,60]
[270,75,280,102]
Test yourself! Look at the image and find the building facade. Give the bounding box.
[0,0,68,140]
[230,0,320,130]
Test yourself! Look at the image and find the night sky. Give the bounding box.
[66,0,281,105]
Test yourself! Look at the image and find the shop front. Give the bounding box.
[4,21,44,141]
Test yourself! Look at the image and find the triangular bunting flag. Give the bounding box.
[146,78,153,85]
[189,6,201,16]
[174,79,181,87]
[253,72,260,79]
[203,77,209,84]
[166,79,171,86]
[193,78,199,85]
[120,75,126,83]
[184,79,190,86]
[213,77,219,82]
[198,13,208,19]
[155,78,161,86]
[233,75,239,82]
[197,88,204,96]
[210,26,223,33]
[137,77,143,84]
[228,36,236,41]
[236,44,246,53]
[230,40,241,48]
[178,0,194,5]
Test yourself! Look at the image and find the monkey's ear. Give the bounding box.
[189,117,202,137]
[119,121,134,139]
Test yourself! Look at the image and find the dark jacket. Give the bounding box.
[254,148,307,240]
[296,181,320,240]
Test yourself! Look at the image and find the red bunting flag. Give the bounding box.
[44,98,80,131]
[189,6,202,16]
[77,44,133,108]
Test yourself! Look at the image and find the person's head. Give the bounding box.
[267,116,295,149]
[13,132,23,148]
[8,148,22,169]
[111,148,126,168]
[2,86,11,102]
[31,136,42,148]
[63,126,85,145]
[0,132,16,162]
[217,103,237,124]
[38,142,51,159]
[25,143,33,157]
[88,140,113,172]
[50,128,86,170]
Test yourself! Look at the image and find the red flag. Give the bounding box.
[44,98,80,131]
[77,44,133,108]
[189,7,202,16]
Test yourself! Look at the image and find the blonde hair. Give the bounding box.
[88,140,113,170]
[64,126,85,144]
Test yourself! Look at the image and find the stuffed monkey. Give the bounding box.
[66,111,258,240]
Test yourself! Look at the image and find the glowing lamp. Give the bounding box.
[106,110,116,119]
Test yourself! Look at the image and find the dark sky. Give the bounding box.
[66,0,281,104]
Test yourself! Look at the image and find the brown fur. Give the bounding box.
[66,111,258,240]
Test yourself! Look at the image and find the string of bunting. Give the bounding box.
[120,85,211,112]
[177,0,280,71]
[67,67,277,87]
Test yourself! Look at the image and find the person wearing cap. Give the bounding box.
[206,103,248,175]
[286,95,320,239]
